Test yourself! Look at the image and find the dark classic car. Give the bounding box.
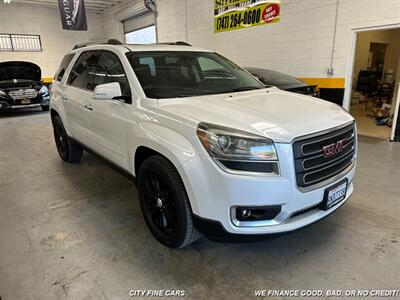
[0,61,49,112]
[245,67,318,97]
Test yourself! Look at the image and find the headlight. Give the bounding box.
[0,90,7,97]
[196,122,279,174]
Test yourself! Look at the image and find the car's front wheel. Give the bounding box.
[52,115,83,163]
[137,155,201,248]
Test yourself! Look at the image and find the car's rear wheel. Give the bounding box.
[137,155,201,248]
[53,115,83,163]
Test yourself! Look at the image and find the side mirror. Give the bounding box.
[93,82,122,100]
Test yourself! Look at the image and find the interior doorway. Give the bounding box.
[345,27,400,140]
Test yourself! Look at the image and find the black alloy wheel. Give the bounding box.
[143,171,177,236]
[52,115,83,163]
[137,155,201,248]
[53,116,68,159]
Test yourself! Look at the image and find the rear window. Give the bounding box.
[55,54,74,82]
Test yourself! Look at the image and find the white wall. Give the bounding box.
[0,2,104,78]
[155,0,400,79]
[101,0,153,43]
[102,9,124,41]
[2,0,399,81]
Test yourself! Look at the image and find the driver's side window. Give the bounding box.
[93,51,131,99]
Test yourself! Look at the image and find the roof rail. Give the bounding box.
[72,40,191,50]
[72,39,123,50]
[107,39,123,45]
[157,41,192,46]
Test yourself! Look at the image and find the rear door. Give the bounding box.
[85,50,133,169]
[63,50,100,143]
[51,53,75,121]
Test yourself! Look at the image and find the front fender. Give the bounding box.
[130,122,199,213]
[50,87,71,136]
[131,122,196,174]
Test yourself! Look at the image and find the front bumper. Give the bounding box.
[0,96,47,111]
[179,142,356,237]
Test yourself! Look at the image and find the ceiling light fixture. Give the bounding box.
[3,0,13,4]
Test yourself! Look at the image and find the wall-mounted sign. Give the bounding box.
[58,0,87,31]
[214,0,280,33]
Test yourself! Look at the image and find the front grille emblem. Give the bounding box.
[323,139,347,158]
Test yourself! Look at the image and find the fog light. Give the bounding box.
[235,206,281,222]
[241,209,251,218]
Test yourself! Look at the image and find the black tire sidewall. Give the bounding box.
[137,157,190,248]
[53,116,69,161]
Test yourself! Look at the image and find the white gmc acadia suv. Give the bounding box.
[50,41,357,248]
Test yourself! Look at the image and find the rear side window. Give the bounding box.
[55,54,74,82]
[67,50,100,90]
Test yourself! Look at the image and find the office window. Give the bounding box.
[125,25,156,44]
[0,34,42,52]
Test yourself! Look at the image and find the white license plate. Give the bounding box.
[324,180,348,209]
[21,99,30,104]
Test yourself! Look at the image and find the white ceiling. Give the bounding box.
[9,0,133,11]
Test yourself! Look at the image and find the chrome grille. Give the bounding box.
[293,123,356,188]
[8,89,38,100]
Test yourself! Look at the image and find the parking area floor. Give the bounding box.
[0,111,399,300]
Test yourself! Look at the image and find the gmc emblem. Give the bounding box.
[323,139,347,158]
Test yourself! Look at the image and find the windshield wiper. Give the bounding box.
[228,86,262,93]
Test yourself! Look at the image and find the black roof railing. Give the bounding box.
[72,40,192,50]
[72,39,123,50]
[157,41,192,46]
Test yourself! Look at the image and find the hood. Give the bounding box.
[157,87,354,143]
[0,61,41,82]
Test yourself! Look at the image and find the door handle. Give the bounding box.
[84,104,93,111]
[61,95,69,101]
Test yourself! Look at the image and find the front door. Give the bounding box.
[85,50,133,170]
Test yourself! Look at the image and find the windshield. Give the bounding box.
[126,51,265,99]
[246,68,306,87]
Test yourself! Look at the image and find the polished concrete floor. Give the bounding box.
[0,110,399,300]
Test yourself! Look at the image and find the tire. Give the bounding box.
[52,115,83,163]
[41,105,49,111]
[137,155,202,248]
